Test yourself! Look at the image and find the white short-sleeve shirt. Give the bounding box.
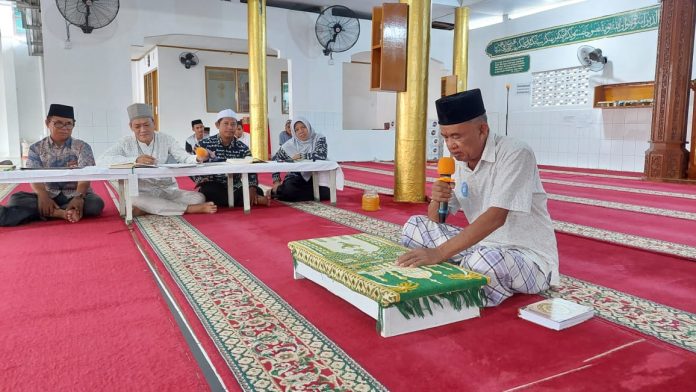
[448,133,559,285]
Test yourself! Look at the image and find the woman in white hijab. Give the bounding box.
[271,117,330,201]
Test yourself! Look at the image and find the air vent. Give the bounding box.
[516,83,531,94]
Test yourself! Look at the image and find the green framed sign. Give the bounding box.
[490,55,530,76]
[485,5,660,58]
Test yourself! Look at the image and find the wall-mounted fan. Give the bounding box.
[315,5,360,58]
[179,52,199,69]
[577,45,607,71]
[56,0,120,34]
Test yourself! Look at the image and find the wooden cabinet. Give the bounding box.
[441,75,457,97]
[593,81,654,109]
[370,3,408,92]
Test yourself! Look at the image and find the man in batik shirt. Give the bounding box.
[194,109,269,207]
[1,104,104,226]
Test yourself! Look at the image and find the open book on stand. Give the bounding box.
[109,162,158,169]
[519,298,594,330]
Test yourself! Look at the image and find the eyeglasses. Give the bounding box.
[52,121,75,129]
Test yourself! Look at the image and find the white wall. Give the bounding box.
[342,58,447,131]
[466,0,696,171]
[15,0,696,167]
[149,46,288,152]
[0,4,44,161]
[38,0,380,160]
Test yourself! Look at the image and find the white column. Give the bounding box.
[0,4,21,160]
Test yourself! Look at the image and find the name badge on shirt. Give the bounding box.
[460,181,468,198]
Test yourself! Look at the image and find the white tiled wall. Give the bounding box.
[501,107,653,172]
[71,107,131,159]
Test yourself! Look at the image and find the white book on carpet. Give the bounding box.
[519,298,594,331]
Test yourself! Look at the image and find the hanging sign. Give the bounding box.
[485,5,660,58]
[490,55,530,76]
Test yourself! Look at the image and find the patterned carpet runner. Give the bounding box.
[286,200,696,354]
[134,215,387,392]
[0,183,17,201]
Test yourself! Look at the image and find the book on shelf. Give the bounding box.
[518,298,594,331]
[226,157,266,164]
[109,162,158,169]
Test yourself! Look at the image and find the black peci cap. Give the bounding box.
[47,104,75,120]
[435,88,486,126]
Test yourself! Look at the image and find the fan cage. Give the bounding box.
[56,0,120,33]
[315,5,360,55]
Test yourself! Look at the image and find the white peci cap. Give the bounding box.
[216,109,238,123]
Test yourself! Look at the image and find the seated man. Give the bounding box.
[185,119,207,154]
[100,103,216,216]
[194,109,269,207]
[397,89,558,306]
[1,104,104,227]
[278,119,292,146]
[234,121,250,147]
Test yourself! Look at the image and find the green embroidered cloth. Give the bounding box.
[288,234,489,317]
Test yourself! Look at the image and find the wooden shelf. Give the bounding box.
[593,81,654,109]
[370,3,407,92]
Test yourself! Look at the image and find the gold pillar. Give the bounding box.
[394,0,430,202]
[452,6,469,92]
[248,0,269,159]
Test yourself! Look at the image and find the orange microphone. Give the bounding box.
[437,157,456,223]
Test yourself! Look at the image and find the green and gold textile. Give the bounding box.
[288,233,489,319]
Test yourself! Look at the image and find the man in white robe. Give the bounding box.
[100,103,217,216]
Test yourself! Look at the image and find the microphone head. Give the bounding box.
[437,157,456,176]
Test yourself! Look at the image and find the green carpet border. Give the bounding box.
[0,183,18,202]
[134,215,387,392]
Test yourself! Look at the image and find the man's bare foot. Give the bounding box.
[132,207,148,217]
[255,195,271,207]
[186,202,217,214]
[51,208,80,223]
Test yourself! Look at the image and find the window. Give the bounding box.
[281,71,289,114]
[205,67,249,113]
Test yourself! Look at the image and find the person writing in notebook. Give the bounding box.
[1,104,104,226]
[397,89,559,306]
[100,103,216,216]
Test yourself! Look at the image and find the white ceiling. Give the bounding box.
[271,0,585,24]
[130,1,584,58]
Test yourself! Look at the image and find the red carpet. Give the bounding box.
[128,210,243,391]
[181,199,696,391]
[339,166,696,247]
[0,183,208,391]
[348,160,696,196]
